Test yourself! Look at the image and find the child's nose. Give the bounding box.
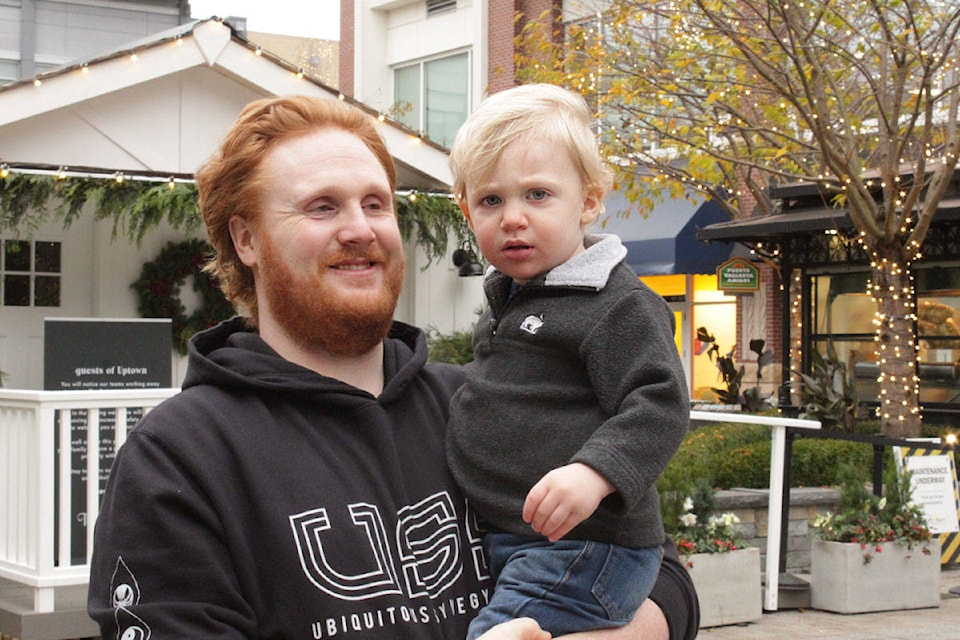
[500,202,528,230]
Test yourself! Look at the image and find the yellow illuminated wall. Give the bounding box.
[641,274,685,352]
[641,273,738,400]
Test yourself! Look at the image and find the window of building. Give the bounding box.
[3,239,61,307]
[809,267,960,410]
[426,0,457,16]
[394,51,469,148]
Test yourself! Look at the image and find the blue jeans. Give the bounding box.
[466,533,663,639]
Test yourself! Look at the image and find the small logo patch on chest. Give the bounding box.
[520,315,544,335]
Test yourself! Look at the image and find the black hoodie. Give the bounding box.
[88,318,491,640]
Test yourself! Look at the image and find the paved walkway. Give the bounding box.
[698,567,960,639]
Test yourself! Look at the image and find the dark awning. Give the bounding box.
[602,190,735,275]
[696,207,852,243]
[697,197,960,243]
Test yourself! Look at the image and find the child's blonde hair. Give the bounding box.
[449,83,613,222]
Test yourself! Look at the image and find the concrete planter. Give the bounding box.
[683,547,762,628]
[810,538,941,614]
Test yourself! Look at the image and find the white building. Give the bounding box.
[0,14,483,390]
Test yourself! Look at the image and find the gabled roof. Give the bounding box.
[0,19,452,191]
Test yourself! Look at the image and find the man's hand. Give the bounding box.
[522,463,614,541]
[477,618,551,640]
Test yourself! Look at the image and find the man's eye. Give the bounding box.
[479,195,502,207]
[309,203,335,216]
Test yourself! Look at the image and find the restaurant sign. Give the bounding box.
[717,258,760,292]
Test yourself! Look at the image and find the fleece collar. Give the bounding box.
[543,233,627,289]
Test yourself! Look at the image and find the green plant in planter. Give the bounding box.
[696,328,774,411]
[669,478,746,556]
[796,342,861,430]
[812,463,932,564]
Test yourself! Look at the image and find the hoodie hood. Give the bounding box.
[183,317,429,405]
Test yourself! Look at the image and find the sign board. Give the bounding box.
[895,445,960,565]
[44,318,171,563]
[717,257,760,293]
[44,318,172,390]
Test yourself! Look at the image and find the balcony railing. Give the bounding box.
[0,388,177,612]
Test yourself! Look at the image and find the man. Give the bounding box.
[88,95,698,640]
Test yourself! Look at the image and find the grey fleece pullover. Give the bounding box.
[447,234,689,549]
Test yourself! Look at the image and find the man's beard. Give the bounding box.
[258,238,405,357]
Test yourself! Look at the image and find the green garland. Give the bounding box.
[131,239,234,354]
[0,173,471,259]
[3,174,477,351]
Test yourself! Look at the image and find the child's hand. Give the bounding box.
[522,463,614,541]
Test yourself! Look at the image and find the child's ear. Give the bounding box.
[580,189,602,227]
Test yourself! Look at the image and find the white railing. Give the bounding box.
[0,388,177,612]
[0,390,815,615]
[689,410,821,612]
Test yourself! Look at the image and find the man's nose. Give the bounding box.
[337,205,377,244]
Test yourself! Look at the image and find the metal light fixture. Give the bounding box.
[452,245,484,277]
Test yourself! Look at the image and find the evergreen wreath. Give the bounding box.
[132,238,234,354]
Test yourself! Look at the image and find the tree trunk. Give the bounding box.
[870,242,922,438]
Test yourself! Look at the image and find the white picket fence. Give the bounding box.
[0,388,177,612]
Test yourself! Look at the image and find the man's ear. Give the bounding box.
[229,216,259,268]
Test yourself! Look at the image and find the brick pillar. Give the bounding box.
[338,0,354,97]
[488,0,562,95]
[487,0,518,94]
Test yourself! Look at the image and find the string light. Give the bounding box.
[17,20,469,178]
[0,164,8,178]
[114,172,125,184]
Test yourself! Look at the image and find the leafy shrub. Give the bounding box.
[813,463,932,563]
[790,438,875,486]
[659,422,877,492]
[796,343,861,430]
[426,327,474,365]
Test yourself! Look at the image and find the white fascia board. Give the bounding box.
[0,21,231,127]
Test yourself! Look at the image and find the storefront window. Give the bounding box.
[811,267,960,410]
[691,272,737,402]
[916,271,960,405]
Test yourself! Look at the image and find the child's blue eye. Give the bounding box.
[529,189,549,201]
[480,194,502,206]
